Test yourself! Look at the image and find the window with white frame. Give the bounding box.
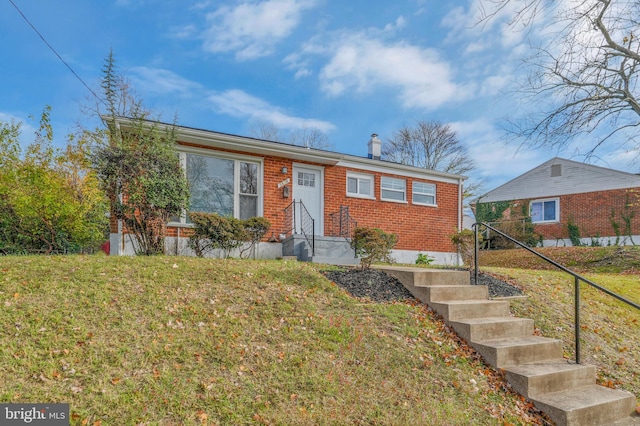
[412,182,436,205]
[530,198,559,223]
[346,172,374,198]
[381,176,406,202]
[176,151,261,223]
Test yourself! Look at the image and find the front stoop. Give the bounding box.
[374,266,639,426]
[282,235,360,266]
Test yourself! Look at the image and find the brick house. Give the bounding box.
[109,121,466,264]
[474,157,640,246]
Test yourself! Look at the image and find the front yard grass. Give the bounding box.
[0,255,545,425]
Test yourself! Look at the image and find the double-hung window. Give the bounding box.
[381,177,406,202]
[412,182,436,206]
[530,198,559,223]
[346,172,374,198]
[176,151,262,223]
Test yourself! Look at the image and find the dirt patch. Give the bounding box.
[323,268,523,302]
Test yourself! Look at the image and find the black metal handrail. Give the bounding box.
[298,201,315,257]
[328,205,357,240]
[283,201,296,238]
[473,222,640,364]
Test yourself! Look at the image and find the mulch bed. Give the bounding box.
[323,268,523,303]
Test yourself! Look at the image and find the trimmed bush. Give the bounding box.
[188,212,270,258]
[351,227,397,269]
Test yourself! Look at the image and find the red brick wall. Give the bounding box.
[155,142,461,253]
[323,167,459,252]
[517,188,640,240]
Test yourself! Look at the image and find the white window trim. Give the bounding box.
[170,148,264,226]
[530,197,559,224]
[412,181,437,207]
[380,176,407,203]
[346,171,375,200]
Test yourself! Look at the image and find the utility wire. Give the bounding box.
[8,0,104,105]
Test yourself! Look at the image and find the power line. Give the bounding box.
[8,0,103,104]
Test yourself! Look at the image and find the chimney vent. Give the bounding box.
[368,133,381,160]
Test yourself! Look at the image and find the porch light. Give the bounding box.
[281,166,288,174]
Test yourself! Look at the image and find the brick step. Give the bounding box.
[449,316,534,342]
[428,299,511,322]
[504,360,596,398]
[470,336,563,368]
[532,385,638,426]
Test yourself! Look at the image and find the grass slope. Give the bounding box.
[0,256,544,425]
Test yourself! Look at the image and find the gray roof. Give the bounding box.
[476,157,640,203]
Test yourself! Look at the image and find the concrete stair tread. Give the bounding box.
[476,335,561,348]
[431,299,506,306]
[451,316,527,325]
[472,336,562,368]
[605,414,640,425]
[374,266,470,286]
[429,299,511,321]
[504,359,597,398]
[532,385,637,426]
[449,316,535,342]
[504,359,596,377]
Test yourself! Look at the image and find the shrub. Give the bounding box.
[0,108,108,254]
[450,229,478,267]
[351,227,397,269]
[239,216,271,258]
[415,253,434,265]
[188,212,270,258]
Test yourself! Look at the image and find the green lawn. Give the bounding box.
[0,255,544,425]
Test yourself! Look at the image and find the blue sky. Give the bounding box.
[1,0,638,193]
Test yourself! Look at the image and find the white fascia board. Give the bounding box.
[336,159,466,184]
[177,127,342,165]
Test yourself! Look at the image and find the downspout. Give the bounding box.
[458,177,464,266]
[458,178,463,230]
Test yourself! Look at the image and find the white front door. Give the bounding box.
[293,165,323,236]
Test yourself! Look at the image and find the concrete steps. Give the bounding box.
[282,234,359,265]
[375,266,639,426]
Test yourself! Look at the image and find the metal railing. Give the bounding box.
[473,222,640,364]
[328,205,357,240]
[283,201,296,237]
[298,201,315,257]
[283,200,315,257]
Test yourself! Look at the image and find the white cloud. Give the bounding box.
[202,0,318,60]
[296,31,468,110]
[207,89,335,132]
[451,119,547,191]
[170,24,198,39]
[129,67,202,96]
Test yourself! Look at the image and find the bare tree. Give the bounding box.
[249,120,333,150]
[481,0,640,156]
[383,121,482,200]
[383,121,476,175]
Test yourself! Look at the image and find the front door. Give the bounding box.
[292,165,323,236]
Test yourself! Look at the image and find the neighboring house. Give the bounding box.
[109,121,467,264]
[474,157,640,246]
